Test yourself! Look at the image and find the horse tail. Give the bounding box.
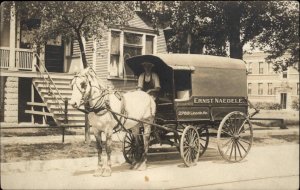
[149,95,156,117]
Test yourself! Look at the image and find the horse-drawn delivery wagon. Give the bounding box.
[124,54,258,166]
[70,53,258,176]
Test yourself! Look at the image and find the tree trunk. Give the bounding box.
[76,31,88,68]
[225,3,243,59]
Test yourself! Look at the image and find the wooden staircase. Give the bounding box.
[26,53,85,126]
[30,75,85,126]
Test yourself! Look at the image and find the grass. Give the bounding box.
[252,119,299,128]
[1,127,86,137]
[1,141,123,163]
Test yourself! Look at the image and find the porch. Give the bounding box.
[0,47,36,71]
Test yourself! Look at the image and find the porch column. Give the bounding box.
[31,44,37,71]
[119,31,124,77]
[9,3,17,71]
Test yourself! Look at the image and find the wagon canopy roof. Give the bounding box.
[126,54,246,76]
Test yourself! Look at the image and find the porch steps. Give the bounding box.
[31,75,85,126]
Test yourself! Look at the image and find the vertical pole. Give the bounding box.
[42,107,46,125]
[119,31,124,77]
[62,98,68,143]
[31,83,35,124]
[187,33,191,54]
[32,45,37,72]
[9,2,16,71]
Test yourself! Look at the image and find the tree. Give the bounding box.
[139,1,299,71]
[253,1,299,71]
[2,1,135,68]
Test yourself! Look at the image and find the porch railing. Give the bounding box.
[34,53,65,115]
[16,48,33,70]
[0,47,10,68]
[0,47,34,70]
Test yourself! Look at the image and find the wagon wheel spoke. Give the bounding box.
[238,122,250,134]
[235,141,243,158]
[124,147,133,155]
[224,140,233,155]
[236,140,247,153]
[221,138,233,149]
[229,141,234,160]
[223,122,234,135]
[239,138,251,145]
[221,129,234,137]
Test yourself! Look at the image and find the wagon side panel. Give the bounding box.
[191,67,247,97]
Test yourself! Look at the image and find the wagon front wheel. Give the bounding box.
[180,125,200,167]
[217,111,253,162]
[123,131,144,164]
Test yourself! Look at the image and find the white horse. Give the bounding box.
[69,67,156,177]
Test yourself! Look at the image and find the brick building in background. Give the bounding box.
[244,51,299,110]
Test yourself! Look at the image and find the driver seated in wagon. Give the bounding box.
[137,62,161,100]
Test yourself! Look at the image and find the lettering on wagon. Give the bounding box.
[178,111,208,116]
[194,97,245,104]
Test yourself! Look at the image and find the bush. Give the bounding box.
[254,102,282,110]
[291,99,299,111]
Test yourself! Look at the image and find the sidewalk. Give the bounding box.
[1,126,299,145]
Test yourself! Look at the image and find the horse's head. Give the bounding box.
[69,67,93,108]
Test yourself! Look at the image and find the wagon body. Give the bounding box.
[126,54,248,123]
[125,54,254,166]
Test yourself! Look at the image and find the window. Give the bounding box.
[267,62,273,74]
[109,30,155,78]
[258,83,263,95]
[248,83,252,95]
[282,70,287,78]
[248,62,252,74]
[267,83,273,95]
[259,62,264,74]
[110,31,121,77]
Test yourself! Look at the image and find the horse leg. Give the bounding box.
[102,130,113,177]
[130,126,140,170]
[93,131,104,177]
[136,122,151,171]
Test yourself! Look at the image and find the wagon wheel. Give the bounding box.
[180,125,200,167]
[198,126,209,157]
[123,131,144,164]
[217,111,253,162]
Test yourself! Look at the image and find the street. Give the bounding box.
[1,143,299,189]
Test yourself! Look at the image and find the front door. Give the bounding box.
[280,93,287,109]
[45,44,64,72]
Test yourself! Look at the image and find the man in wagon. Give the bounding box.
[137,62,161,99]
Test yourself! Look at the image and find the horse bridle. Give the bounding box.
[71,74,109,113]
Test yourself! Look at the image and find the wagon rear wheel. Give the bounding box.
[123,131,144,164]
[217,111,253,162]
[180,125,200,167]
[198,126,209,157]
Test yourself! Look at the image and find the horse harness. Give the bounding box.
[72,75,129,133]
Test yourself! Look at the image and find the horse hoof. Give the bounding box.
[133,162,140,170]
[93,167,103,177]
[93,172,102,177]
[130,161,138,170]
[101,167,112,177]
[137,162,147,171]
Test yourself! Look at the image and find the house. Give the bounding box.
[244,51,299,110]
[0,4,168,126]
